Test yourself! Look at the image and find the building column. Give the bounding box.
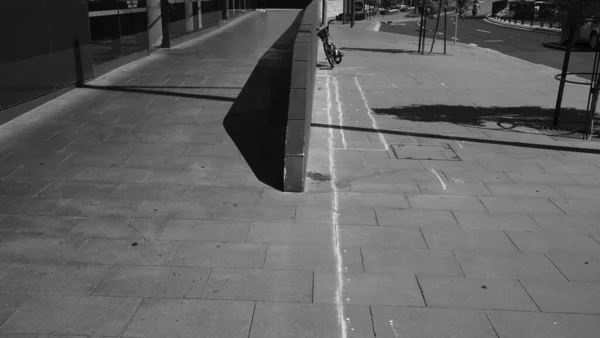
[160,0,171,47]
[185,0,194,32]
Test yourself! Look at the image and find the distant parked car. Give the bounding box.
[579,20,600,49]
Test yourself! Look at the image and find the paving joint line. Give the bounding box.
[544,253,571,282]
[414,275,428,307]
[503,230,522,253]
[516,278,542,312]
[368,306,378,337]
[484,311,502,338]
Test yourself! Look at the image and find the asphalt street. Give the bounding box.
[380,16,596,80]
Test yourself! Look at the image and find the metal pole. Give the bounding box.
[351,0,355,28]
[418,8,424,53]
[422,7,427,55]
[584,32,600,139]
[444,8,447,54]
[454,10,458,46]
[553,18,577,125]
[322,0,327,25]
[342,0,346,24]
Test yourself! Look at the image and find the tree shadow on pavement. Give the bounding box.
[372,105,596,130]
[222,12,302,191]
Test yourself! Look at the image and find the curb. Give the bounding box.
[542,42,592,52]
[484,16,561,36]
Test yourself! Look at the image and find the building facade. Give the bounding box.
[0,0,258,117]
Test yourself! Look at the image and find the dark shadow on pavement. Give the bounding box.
[223,12,303,191]
[372,104,596,129]
[81,84,237,102]
[312,122,600,155]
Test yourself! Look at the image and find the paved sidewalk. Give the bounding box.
[0,8,599,338]
[307,23,600,337]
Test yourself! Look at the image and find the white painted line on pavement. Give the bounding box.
[455,140,464,148]
[354,77,389,151]
[485,40,504,42]
[333,77,347,149]
[476,29,491,33]
[325,73,348,338]
[409,136,418,144]
[441,82,447,87]
[469,43,478,47]
[334,148,388,151]
[373,22,381,31]
[430,168,448,190]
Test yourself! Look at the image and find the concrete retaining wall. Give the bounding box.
[283,0,319,192]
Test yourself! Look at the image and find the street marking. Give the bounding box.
[334,148,388,151]
[373,22,381,31]
[354,77,389,150]
[325,74,348,338]
[333,77,347,149]
[485,40,504,42]
[455,140,464,148]
[409,136,418,144]
[430,168,448,190]
[469,43,478,47]
[477,29,491,33]
[441,82,447,87]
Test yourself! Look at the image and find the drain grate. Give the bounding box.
[390,144,461,161]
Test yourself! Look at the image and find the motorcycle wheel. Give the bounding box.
[326,50,335,69]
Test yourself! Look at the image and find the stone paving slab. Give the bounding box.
[250,302,374,338]
[520,279,600,314]
[453,211,540,231]
[453,250,565,280]
[487,311,600,338]
[530,214,599,233]
[417,275,539,311]
[0,295,141,336]
[203,268,313,303]
[479,196,564,214]
[66,239,173,265]
[0,215,84,237]
[70,216,167,241]
[362,247,464,275]
[157,219,251,242]
[167,242,266,268]
[506,231,600,254]
[263,244,363,272]
[422,229,519,252]
[546,253,600,282]
[92,265,210,298]
[314,272,425,306]
[0,263,109,295]
[372,306,498,338]
[123,299,254,338]
[375,208,460,229]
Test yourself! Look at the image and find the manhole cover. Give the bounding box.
[390,144,461,161]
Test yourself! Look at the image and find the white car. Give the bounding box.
[579,20,599,49]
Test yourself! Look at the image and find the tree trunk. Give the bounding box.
[430,0,444,53]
